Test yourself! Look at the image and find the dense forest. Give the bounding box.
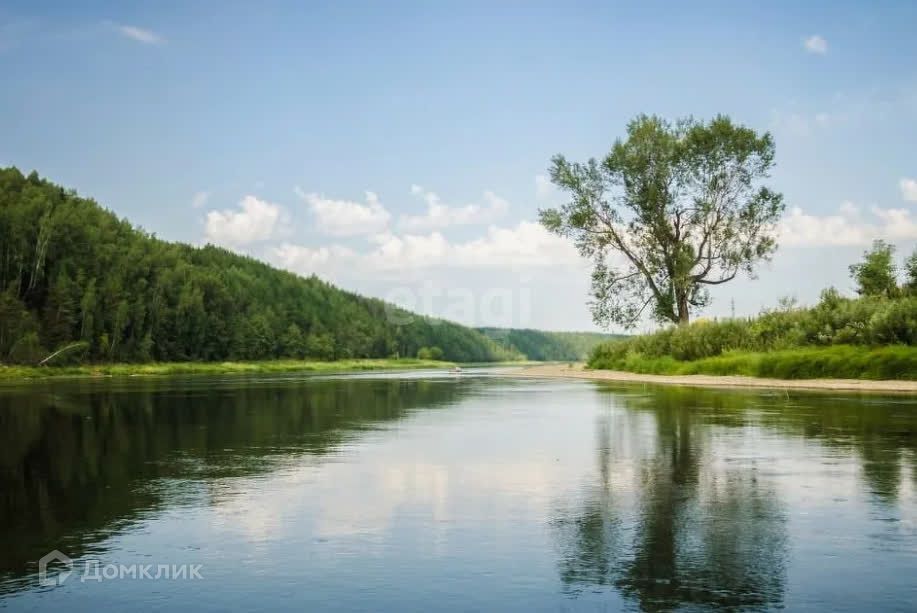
[0,168,534,365]
[478,328,622,361]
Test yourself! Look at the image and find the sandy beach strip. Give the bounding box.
[509,363,917,394]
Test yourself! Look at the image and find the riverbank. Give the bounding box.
[589,345,917,381]
[512,363,917,393]
[0,358,455,382]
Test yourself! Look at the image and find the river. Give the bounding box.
[1,369,915,611]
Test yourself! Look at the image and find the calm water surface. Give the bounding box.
[1,369,915,611]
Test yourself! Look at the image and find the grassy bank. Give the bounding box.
[0,358,455,382]
[587,290,917,381]
[590,345,917,380]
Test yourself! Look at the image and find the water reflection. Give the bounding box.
[611,384,917,503]
[0,376,914,610]
[0,375,468,588]
[554,399,786,608]
[553,384,916,610]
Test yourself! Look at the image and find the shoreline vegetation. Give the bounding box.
[537,118,916,387]
[0,358,457,383]
[514,363,917,393]
[3,171,915,388]
[585,245,917,383]
[591,345,917,381]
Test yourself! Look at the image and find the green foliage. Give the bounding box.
[849,240,898,298]
[589,345,917,380]
[904,248,917,294]
[416,346,444,360]
[0,167,518,366]
[279,323,307,358]
[8,332,44,365]
[589,291,917,379]
[540,114,784,327]
[478,328,622,361]
[0,358,454,381]
[0,286,38,360]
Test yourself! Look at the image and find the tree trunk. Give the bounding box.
[677,293,690,326]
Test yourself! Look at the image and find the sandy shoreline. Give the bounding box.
[509,363,917,394]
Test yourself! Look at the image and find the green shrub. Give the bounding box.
[591,294,917,364]
[416,346,444,361]
[8,332,45,365]
[867,299,917,345]
[588,293,917,380]
[589,345,917,380]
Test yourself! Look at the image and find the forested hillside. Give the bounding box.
[0,168,523,365]
[478,328,622,361]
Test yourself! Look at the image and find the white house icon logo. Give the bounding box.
[38,550,73,587]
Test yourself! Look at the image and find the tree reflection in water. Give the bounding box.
[0,375,467,588]
[555,386,803,610]
[554,384,917,609]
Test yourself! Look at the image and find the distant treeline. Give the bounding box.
[0,168,528,365]
[479,328,624,361]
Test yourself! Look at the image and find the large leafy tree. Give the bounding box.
[540,115,785,327]
[849,239,898,298]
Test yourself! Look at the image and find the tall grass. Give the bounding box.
[589,291,917,380]
[592,345,917,380]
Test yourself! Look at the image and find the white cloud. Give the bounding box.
[803,34,828,55]
[369,231,452,270]
[271,244,358,278]
[204,196,282,246]
[272,220,582,279]
[191,191,210,209]
[298,189,391,236]
[113,23,164,45]
[900,178,917,202]
[780,202,917,247]
[872,206,917,239]
[451,221,579,268]
[399,186,509,231]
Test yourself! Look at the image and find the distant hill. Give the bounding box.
[478,328,625,361]
[0,168,523,365]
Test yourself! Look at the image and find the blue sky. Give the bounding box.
[2,1,916,331]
